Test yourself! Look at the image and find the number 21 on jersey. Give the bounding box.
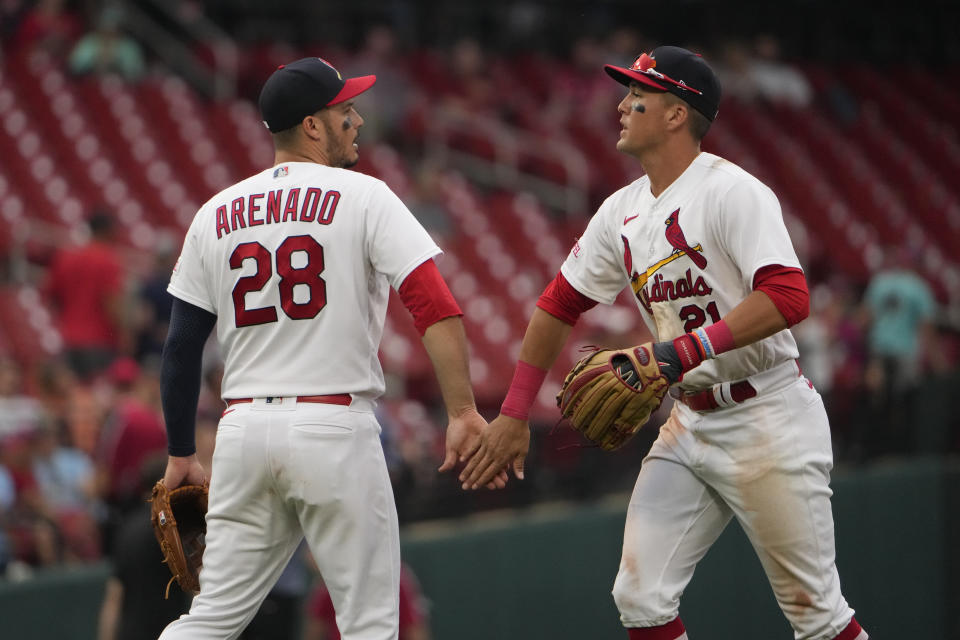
[679,300,721,333]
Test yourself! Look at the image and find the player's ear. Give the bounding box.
[301,112,325,141]
[664,99,689,134]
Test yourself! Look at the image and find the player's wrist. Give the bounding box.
[656,320,736,385]
[448,404,480,420]
[500,360,548,421]
[694,319,735,358]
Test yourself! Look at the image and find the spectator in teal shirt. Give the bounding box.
[68,7,145,82]
[861,246,936,458]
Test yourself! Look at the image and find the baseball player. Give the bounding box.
[461,46,868,640]
[157,57,499,640]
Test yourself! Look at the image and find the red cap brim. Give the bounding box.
[604,65,668,92]
[328,75,377,105]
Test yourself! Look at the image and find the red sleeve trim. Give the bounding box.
[397,259,463,336]
[535,271,599,325]
[752,264,809,327]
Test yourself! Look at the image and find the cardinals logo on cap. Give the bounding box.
[631,53,656,71]
[317,58,342,80]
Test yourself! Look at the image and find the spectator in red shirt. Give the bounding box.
[304,563,431,640]
[44,210,129,381]
[13,0,82,60]
[95,358,166,517]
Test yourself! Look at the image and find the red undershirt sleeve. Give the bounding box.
[752,264,809,327]
[397,259,463,336]
[536,271,599,325]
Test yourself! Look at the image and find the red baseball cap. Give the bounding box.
[604,46,721,121]
[258,57,376,133]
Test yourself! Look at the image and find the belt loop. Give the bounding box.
[712,383,729,408]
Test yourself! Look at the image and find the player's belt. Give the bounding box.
[673,359,803,412]
[675,381,756,412]
[225,394,352,407]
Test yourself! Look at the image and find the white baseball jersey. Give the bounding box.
[561,152,802,391]
[575,153,861,637]
[169,161,440,400]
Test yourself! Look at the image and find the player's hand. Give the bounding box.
[438,408,507,490]
[162,454,208,490]
[459,414,530,490]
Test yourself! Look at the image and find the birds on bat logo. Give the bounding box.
[663,209,707,268]
[621,208,710,312]
[621,208,707,286]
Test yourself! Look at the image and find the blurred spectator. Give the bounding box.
[12,0,81,60]
[715,40,759,103]
[405,166,452,236]
[33,358,78,433]
[65,369,104,457]
[43,209,130,381]
[95,358,166,517]
[793,284,840,398]
[793,280,869,460]
[439,37,498,116]
[602,27,645,68]
[342,24,410,144]
[68,5,145,82]
[750,34,813,107]
[0,356,44,439]
[31,421,101,561]
[0,430,61,567]
[554,35,619,128]
[97,455,190,640]
[716,37,812,107]
[133,234,178,362]
[32,358,106,463]
[500,1,547,50]
[304,562,430,640]
[861,246,937,458]
[31,422,98,513]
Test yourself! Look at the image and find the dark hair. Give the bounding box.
[270,105,327,145]
[87,209,115,236]
[688,108,712,141]
[664,92,712,141]
[271,125,302,148]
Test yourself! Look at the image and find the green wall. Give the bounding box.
[400,459,959,639]
[0,459,956,639]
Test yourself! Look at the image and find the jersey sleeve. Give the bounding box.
[717,179,802,287]
[559,197,627,305]
[167,212,216,314]
[365,180,441,289]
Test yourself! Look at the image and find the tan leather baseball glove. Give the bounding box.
[150,481,208,598]
[556,343,669,451]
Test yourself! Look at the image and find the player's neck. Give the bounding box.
[274,147,331,167]
[641,143,701,198]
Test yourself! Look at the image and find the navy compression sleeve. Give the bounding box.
[161,298,217,456]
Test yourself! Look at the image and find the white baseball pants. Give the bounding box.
[613,373,859,640]
[159,397,400,640]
